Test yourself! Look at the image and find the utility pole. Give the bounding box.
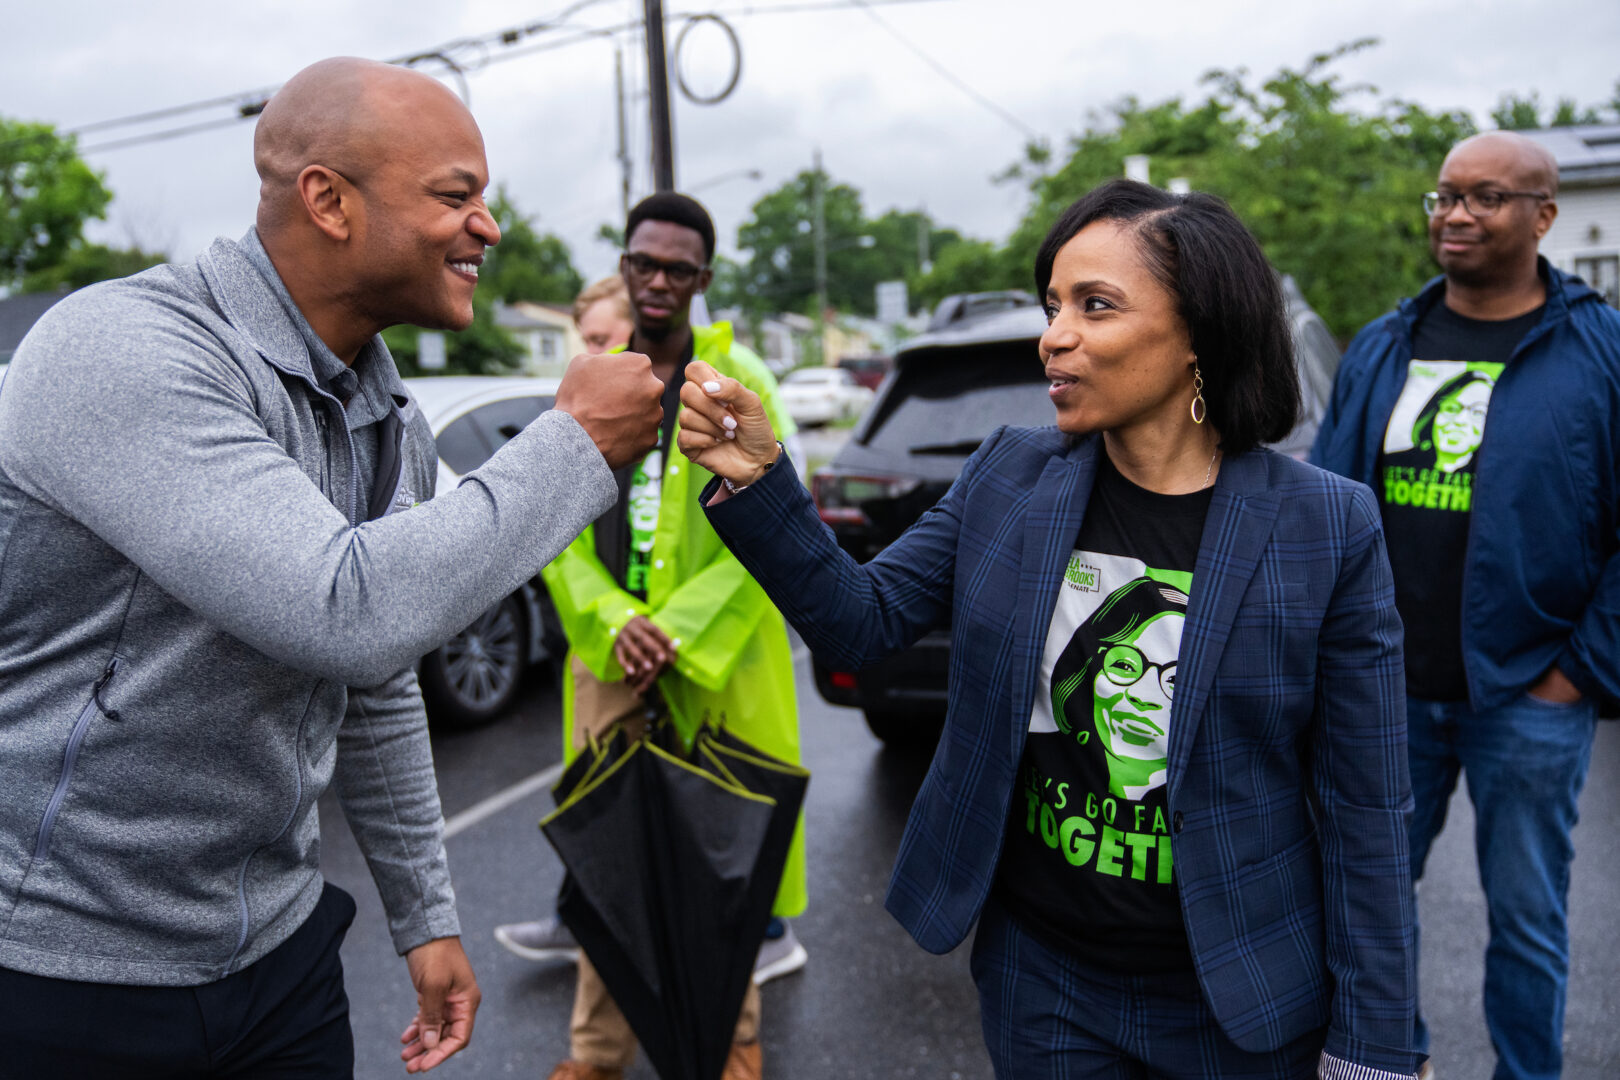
[643,0,676,192]
[917,209,932,275]
[613,43,632,220]
[812,147,828,322]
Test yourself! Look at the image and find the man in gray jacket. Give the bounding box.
[0,57,661,1076]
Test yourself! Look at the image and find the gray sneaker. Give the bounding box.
[752,920,808,985]
[493,915,580,963]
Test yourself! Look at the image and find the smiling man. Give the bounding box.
[0,57,661,1076]
[1313,131,1620,1080]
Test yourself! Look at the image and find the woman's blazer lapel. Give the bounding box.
[1009,435,1100,757]
[1167,450,1284,799]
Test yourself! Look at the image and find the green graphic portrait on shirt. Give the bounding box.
[1040,553,1191,800]
[1381,360,1503,512]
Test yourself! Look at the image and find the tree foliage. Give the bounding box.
[1490,87,1616,130]
[731,171,981,321]
[0,116,113,288]
[480,187,584,304]
[1001,40,1477,336]
[22,242,166,292]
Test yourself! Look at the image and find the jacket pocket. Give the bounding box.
[33,658,121,862]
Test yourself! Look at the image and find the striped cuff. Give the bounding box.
[1318,1051,1416,1080]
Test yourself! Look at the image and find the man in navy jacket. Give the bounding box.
[1312,131,1620,1080]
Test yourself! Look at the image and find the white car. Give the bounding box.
[406,375,565,728]
[778,366,875,427]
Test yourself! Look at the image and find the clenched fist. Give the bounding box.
[555,351,663,470]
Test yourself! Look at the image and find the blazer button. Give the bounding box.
[1172,810,1184,834]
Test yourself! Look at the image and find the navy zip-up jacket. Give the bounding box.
[1311,260,1620,713]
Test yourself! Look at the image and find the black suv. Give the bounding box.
[808,285,1340,745]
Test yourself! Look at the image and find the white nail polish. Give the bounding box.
[724,430,735,440]
[703,381,721,393]
[722,415,738,430]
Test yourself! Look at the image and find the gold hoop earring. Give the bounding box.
[1190,363,1207,425]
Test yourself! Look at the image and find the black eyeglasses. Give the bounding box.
[1096,643,1176,698]
[622,251,706,287]
[1422,189,1548,218]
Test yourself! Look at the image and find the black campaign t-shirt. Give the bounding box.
[993,454,1212,973]
[1377,302,1542,700]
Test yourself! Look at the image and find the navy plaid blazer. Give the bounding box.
[706,426,1417,1073]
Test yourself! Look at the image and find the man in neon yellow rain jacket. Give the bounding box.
[534,194,802,1080]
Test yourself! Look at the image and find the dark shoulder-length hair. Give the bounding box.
[1034,179,1299,453]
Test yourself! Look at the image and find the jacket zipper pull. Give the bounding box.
[93,659,122,721]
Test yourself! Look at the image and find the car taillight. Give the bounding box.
[811,471,920,527]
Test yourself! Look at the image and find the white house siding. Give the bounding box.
[1540,187,1620,306]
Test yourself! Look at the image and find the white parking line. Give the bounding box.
[441,644,813,840]
[442,763,563,839]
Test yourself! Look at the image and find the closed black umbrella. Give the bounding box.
[542,719,804,1080]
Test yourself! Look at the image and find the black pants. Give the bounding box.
[0,882,357,1079]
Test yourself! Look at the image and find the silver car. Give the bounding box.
[406,375,566,728]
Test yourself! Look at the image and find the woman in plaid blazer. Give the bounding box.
[678,180,1419,1080]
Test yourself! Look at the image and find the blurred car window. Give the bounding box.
[435,413,493,475]
[434,395,555,475]
[468,395,553,451]
[862,343,1050,457]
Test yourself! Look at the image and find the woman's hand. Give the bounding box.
[677,360,779,487]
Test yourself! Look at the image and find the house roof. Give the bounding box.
[495,300,572,330]
[0,290,72,360]
[1518,124,1620,188]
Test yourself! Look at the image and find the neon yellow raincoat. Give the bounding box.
[542,323,807,917]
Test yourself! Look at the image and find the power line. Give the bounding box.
[5,0,942,159]
[848,0,1038,141]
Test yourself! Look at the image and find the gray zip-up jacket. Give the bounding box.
[0,232,615,985]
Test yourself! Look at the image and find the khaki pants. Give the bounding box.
[567,657,762,1068]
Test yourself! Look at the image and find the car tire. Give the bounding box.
[861,705,944,749]
[420,593,528,729]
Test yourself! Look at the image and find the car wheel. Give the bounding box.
[420,593,528,728]
[861,705,944,749]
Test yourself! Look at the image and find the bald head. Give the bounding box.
[1443,131,1560,199]
[253,57,474,232]
[245,56,499,360]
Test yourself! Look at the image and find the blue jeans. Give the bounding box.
[970,896,1324,1079]
[1407,692,1598,1080]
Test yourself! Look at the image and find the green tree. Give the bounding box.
[733,173,986,320]
[0,117,113,287]
[1000,40,1476,336]
[22,242,165,292]
[735,169,872,319]
[480,187,583,304]
[1491,90,1607,130]
[912,238,1024,311]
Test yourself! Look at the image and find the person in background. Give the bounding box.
[0,57,661,1077]
[1312,130,1620,1080]
[574,276,637,354]
[537,193,805,1080]
[678,179,1420,1079]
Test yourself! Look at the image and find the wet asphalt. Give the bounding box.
[320,425,1620,1079]
[320,647,1620,1080]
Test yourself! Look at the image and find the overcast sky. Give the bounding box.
[6,0,1617,286]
